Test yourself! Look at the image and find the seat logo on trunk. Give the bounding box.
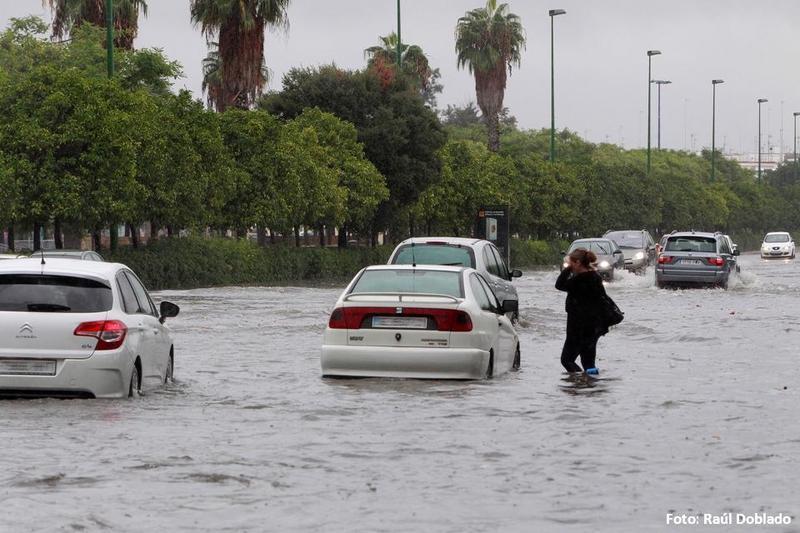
[16,323,36,339]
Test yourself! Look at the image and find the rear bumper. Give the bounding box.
[321,345,490,379]
[656,267,727,284]
[0,353,131,399]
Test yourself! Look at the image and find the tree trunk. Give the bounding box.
[338,226,348,249]
[269,228,276,245]
[8,224,14,252]
[110,224,118,251]
[150,222,158,241]
[167,225,175,238]
[294,227,301,248]
[128,223,139,249]
[485,111,501,152]
[319,225,326,247]
[54,219,63,249]
[257,224,267,246]
[92,229,102,251]
[235,226,245,239]
[33,222,42,251]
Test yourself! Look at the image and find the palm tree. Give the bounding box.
[455,0,525,151]
[365,33,442,107]
[46,0,148,50]
[191,0,290,112]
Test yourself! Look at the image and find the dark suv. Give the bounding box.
[655,231,739,289]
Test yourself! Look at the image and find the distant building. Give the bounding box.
[725,150,787,175]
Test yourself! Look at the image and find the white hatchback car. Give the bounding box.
[761,232,795,259]
[321,265,519,379]
[0,259,179,398]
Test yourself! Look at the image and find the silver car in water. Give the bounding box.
[655,231,738,289]
[562,238,625,281]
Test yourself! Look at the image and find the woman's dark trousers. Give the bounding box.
[560,315,599,372]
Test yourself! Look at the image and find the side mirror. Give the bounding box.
[733,249,740,256]
[500,299,518,315]
[510,269,522,279]
[159,301,180,323]
[560,250,566,256]
[613,250,623,255]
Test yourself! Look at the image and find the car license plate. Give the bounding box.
[681,259,702,265]
[0,359,56,376]
[372,316,428,329]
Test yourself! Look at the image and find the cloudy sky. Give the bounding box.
[2,0,799,156]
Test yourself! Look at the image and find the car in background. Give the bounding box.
[562,238,625,281]
[388,237,522,319]
[604,229,656,273]
[655,231,738,289]
[29,249,104,262]
[0,259,180,398]
[760,232,795,259]
[321,265,519,379]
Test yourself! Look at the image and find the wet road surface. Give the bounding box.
[1,254,798,532]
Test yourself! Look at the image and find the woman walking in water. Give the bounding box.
[555,248,608,375]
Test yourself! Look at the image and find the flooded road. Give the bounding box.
[1,254,798,532]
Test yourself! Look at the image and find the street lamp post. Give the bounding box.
[794,112,800,182]
[646,50,661,175]
[396,0,401,65]
[651,80,671,150]
[549,9,566,162]
[758,98,768,181]
[106,0,114,78]
[711,79,724,181]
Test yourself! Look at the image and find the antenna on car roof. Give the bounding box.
[411,240,416,268]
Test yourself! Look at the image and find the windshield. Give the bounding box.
[391,244,475,268]
[351,270,463,298]
[0,275,112,313]
[605,232,644,248]
[569,241,613,255]
[764,234,790,243]
[665,236,717,253]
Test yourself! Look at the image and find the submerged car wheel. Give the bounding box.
[128,364,140,398]
[512,344,521,371]
[485,350,494,379]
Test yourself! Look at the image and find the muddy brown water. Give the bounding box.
[1,254,798,532]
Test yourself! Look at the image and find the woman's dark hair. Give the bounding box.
[568,248,597,268]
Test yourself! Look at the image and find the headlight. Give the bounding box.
[634,252,645,260]
[562,262,569,269]
[599,261,610,269]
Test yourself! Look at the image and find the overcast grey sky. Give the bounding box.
[2,0,799,155]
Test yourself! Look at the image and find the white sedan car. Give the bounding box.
[761,232,795,259]
[321,265,519,379]
[0,259,179,398]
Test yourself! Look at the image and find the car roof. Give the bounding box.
[668,231,718,238]
[396,237,484,247]
[572,238,613,243]
[0,258,125,280]
[364,264,470,273]
[765,231,790,235]
[32,249,87,254]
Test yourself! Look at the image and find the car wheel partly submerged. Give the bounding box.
[128,365,140,398]
[485,350,494,379]
[512,344,521,371]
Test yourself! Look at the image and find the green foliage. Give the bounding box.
[511,238,570,267]
[105,237,392,290]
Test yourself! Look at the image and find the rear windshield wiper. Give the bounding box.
[27,303,71,312]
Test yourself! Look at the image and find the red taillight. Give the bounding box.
[74,320,127,350]
[657,255,673,264]
[707,257,725,266]
[327,307,473,332]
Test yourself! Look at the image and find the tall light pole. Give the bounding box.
[711,79,724,181]
[758,98,768,181]
[549,9,566,162]
[793,111,799,182]
[646,50,661,175]
[106,0,114,78]
[651,80,671,150]
[396,0,402,65]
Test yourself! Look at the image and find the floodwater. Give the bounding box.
[1,254,798,532]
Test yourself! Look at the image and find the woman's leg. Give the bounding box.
[579,332,599,370]
[561,317,583,372]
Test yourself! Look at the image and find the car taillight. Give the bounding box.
[326,307,473,332]
[707,257,725,266]
[74,320,127,350]
[657,255,673,264]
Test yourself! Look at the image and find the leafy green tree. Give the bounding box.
[191,0,289,111]
[455,0,525,151]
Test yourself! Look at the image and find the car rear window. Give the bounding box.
[605,232,644,248]
[665,237,717,253]
[0,275,112,313]
[391,244,475,268]
[350,270,463,298]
